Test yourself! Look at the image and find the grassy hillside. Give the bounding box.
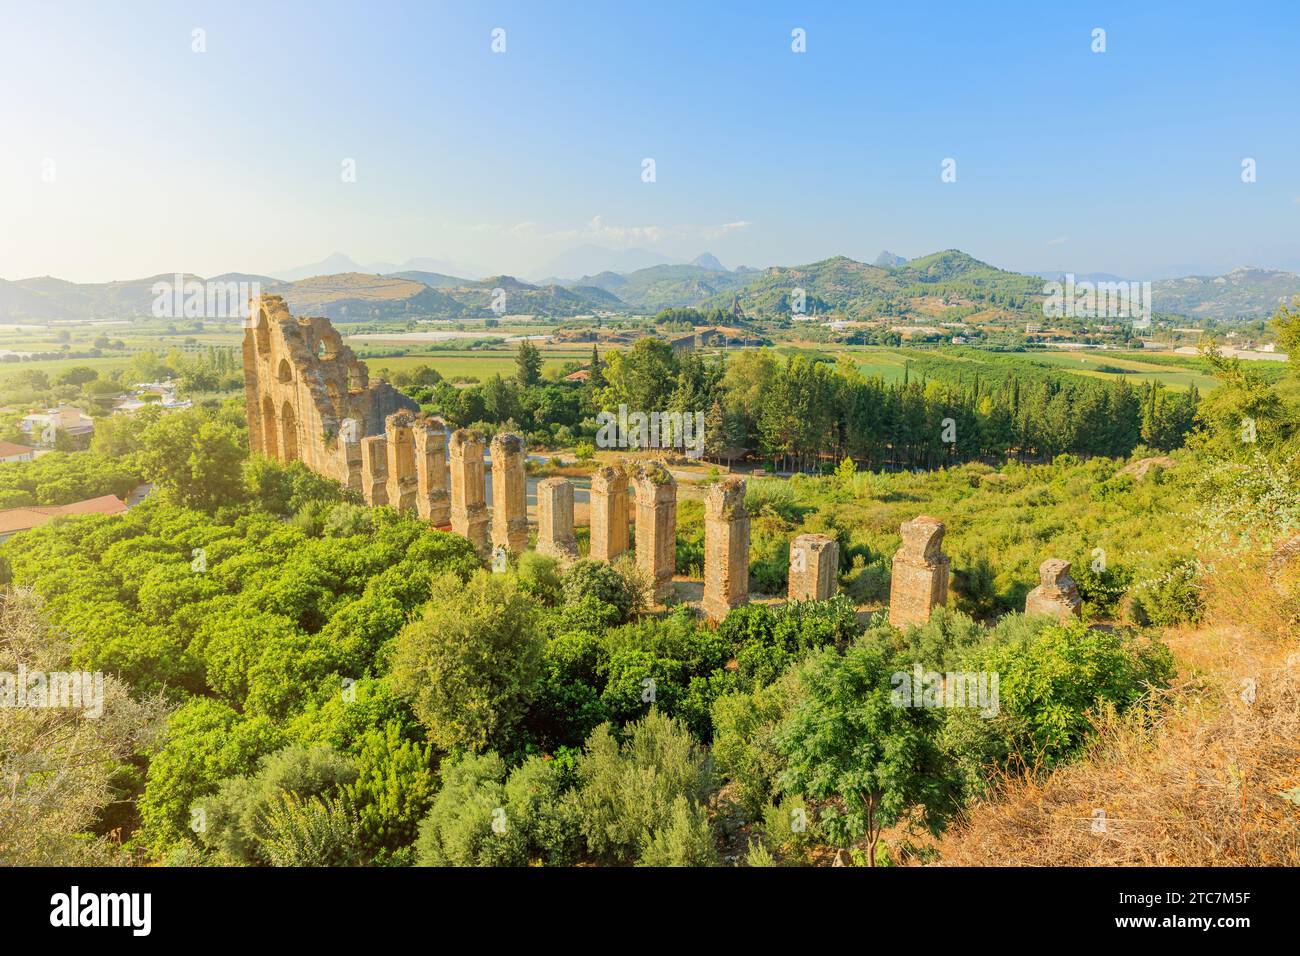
[697,250,1043,322]
[282,273,466,320]
[1152,268,1300,321]
[577,263,751,310]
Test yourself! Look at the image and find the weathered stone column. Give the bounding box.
[1025,558,1082,621]
[337,418,363,493]
[384,412,418,513]
[413,417,450,525]
[589,463,630,563]
[449,429,490,558]
[631,460,677,603]
[536,477,579,563]
[888,515,949,627]
[703,476,749,621]
[789,533,839,602]
[491,432,529,555]
[360,435,388,507]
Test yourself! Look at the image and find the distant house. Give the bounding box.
[20,405,94,445]
[564,369,591,382]
[0,441,34,463]
[0,493,127,542]
[115,380,192,414]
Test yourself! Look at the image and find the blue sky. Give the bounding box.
[2,0,1298,282]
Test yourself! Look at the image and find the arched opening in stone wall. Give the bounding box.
[276,358,293,384]
[261,394,279,459]
[280,400,299,462]
[254,308,271,356]
[320,329,342,361]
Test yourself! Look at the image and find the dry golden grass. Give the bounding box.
[929,560,1300,867]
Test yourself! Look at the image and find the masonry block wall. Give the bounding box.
[384,412,418,512]
[536,477,579,563]
[631,461,677,603]
[449,428,490,558]
[413,418,450,525]
[242,294,416,486]
[361,436,388,507]
[491,432,529,555]
[590,462,630,563]
[888,515,950,627]
[702,476,749,621]
[788,532,839,602]
[1024,558,1083,621]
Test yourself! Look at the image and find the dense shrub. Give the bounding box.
[390,571,544,754]
[560,558,643,624]
[197,743,357,864]
[575,710,714,865]
[1129,558,1204,627]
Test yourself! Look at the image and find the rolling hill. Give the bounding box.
[1150,268,1300,321]
[693,250,1045,321]
[439,275,626,316]
[280,273,466,320]
[573,263,752,311]
[7,251,1296,324]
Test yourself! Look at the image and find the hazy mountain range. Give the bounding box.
[4,249,1298,324]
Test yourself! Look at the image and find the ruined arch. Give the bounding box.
[254,307,271,357]
[242,295,418,482]
[261,394,278,458]
[280,400,298,462]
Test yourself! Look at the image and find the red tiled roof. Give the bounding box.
[0,441,33,458]
[0,494,127,536]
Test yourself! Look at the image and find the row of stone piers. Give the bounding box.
[351,412,1078,626]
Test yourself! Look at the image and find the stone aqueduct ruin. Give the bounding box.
[243,296,1079,624]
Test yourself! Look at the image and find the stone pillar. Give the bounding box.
[384,412,418,513]
[888,515,949,627]
[491,432,529,555]
[449,429,490,558]
[788,533,839,602]
[361,436,388,507]
[338,418,363,493]
[413,417,450,525]
[631,461,677,603]
[703,476,749,621]
[536,477,579,563]
[1025,558,1082,621]
[589,463,630,563]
